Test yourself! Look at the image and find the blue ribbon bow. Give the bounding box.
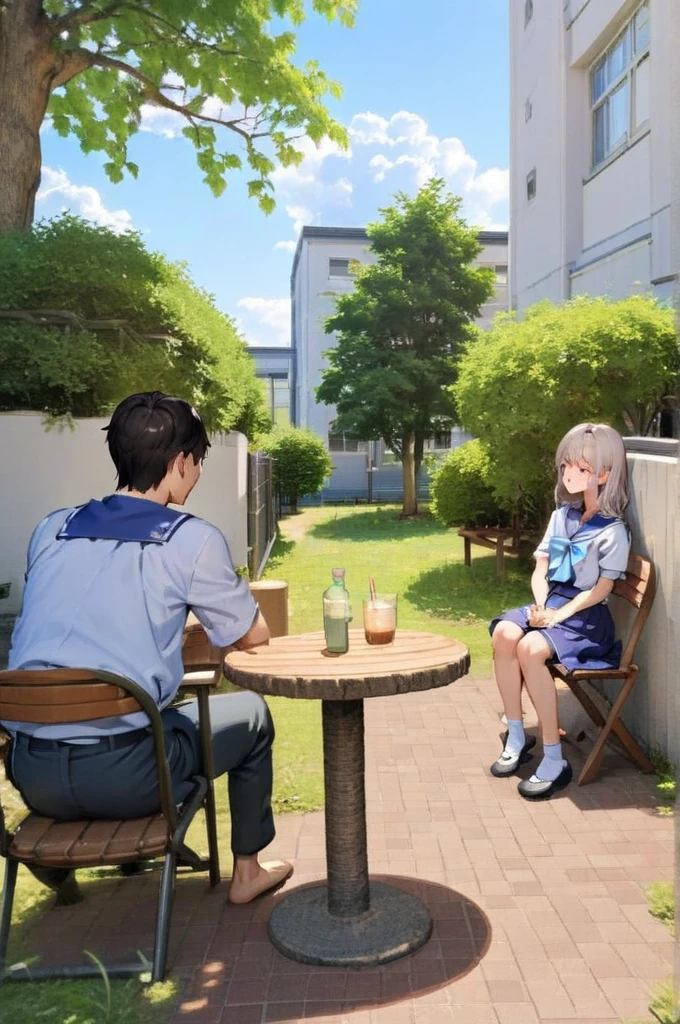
[547,536,587,583]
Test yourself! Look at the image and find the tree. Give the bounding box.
[0,213,268,432]
[259,426,332,511]
[0,0,355,235]
[316,179,495,516]
[454,295,679,521]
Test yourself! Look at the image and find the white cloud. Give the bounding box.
[348,109,509,229]
[237,297,291,346]
[37,167,133,233]
[271,137,354,247]
[274,240,297,253]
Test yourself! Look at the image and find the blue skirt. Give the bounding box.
[489,583,622,672]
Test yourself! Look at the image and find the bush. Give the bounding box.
[0,214,267,434]
[259,426,333,510]
[454,295,679,518]
[430,440,507,528]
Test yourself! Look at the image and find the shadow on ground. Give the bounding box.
[7,871,492,1020]
[309,507,444,543]
[264,526,296,572]
[405,558,533,623]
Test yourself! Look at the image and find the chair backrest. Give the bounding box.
[611,553,656,668]
[0,668,178,831]
[0,668,141,724]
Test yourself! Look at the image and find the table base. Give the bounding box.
[268,881,432,967]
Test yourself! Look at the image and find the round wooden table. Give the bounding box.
[224,629,470,968]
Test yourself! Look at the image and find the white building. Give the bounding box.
[510,0,680,313]
[290,226,508,497]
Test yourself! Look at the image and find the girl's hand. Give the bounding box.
[529,606,559,628]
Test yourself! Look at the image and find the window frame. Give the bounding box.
[589,1,650,171]
[526,168,537,202]
[328,432,368,454]
[328,257,353,279]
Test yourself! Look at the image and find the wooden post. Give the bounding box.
[464,536,471,567]
[495,535,505,577]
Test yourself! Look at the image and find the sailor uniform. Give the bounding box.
[4,494,274,854]
[490,504,631,672]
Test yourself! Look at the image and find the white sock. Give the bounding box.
[532,742,566,782]
[504,718,525,757]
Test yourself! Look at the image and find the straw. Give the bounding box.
[369,577,376,601]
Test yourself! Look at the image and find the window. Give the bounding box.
[424,433,452,452]
[591,1,650,169]
[329,258,352,278]
[495,265,508,285]
[328,433,368,454]
[524,0,533,27]
[272,377,290,426]
[526,168,536,201]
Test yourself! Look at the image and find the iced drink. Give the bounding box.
[363,595,397,645]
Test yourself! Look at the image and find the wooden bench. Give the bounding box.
[458,516,523,577]
[550,552,656,786]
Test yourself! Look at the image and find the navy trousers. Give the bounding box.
[9,692,275,857]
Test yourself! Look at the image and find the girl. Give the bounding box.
[489,423,631,800]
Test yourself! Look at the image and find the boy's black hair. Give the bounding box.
[104,392,211,493]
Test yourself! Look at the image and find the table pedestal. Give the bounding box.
[268,699,432,967]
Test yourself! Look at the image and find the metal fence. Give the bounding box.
[247,452,277,579]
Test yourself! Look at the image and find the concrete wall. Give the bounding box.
[510,0,672,312]
[294,236,374,440]
[0,413,248,615]
[606,441,680,764]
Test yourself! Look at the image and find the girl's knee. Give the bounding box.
[492,622,523,653]
[516,633,551,665]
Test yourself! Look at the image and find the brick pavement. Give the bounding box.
[10,677,674,1023]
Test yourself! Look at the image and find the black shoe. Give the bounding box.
[25,865,83,905]
[517,762,573,800]
[120,860,146,877]
[489,734,537,778]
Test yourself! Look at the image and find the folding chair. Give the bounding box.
[0,667,220,983]
[550,553,656,785]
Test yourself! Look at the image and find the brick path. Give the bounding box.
[12,677,674,1023]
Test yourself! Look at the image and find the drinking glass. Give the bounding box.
[362,594,397,645]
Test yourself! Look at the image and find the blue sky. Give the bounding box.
[38,0,509,348]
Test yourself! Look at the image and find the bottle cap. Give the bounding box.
[331,568,346,581]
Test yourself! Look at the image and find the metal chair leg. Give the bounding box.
[204,784,220,887]
[0,858,19,974]
[152,851,176,983]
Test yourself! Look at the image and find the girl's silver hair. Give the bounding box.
[554,423,629,518]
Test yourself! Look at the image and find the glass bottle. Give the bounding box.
[323,568,351,654]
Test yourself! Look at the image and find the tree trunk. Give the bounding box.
[0,2,55,234]
[401,432,418,517]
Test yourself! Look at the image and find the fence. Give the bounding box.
[248,452,277,580]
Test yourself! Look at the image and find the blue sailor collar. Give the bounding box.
[56,494,194,544]
[547,505,619,583]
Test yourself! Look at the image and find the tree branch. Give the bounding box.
[68,50,262,141]
[50,46,95,89]
[52,1,126,34]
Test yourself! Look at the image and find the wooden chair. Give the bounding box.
[0,668,219,983]
[550,553,656,786]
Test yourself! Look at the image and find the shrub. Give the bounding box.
[0,214,267,434]
[259,426,333,510]
[454,295,679,518]
[430,440,507,528]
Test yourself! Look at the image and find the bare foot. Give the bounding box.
[228,860,294,905]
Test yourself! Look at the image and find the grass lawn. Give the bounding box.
[0,504,533,1021]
